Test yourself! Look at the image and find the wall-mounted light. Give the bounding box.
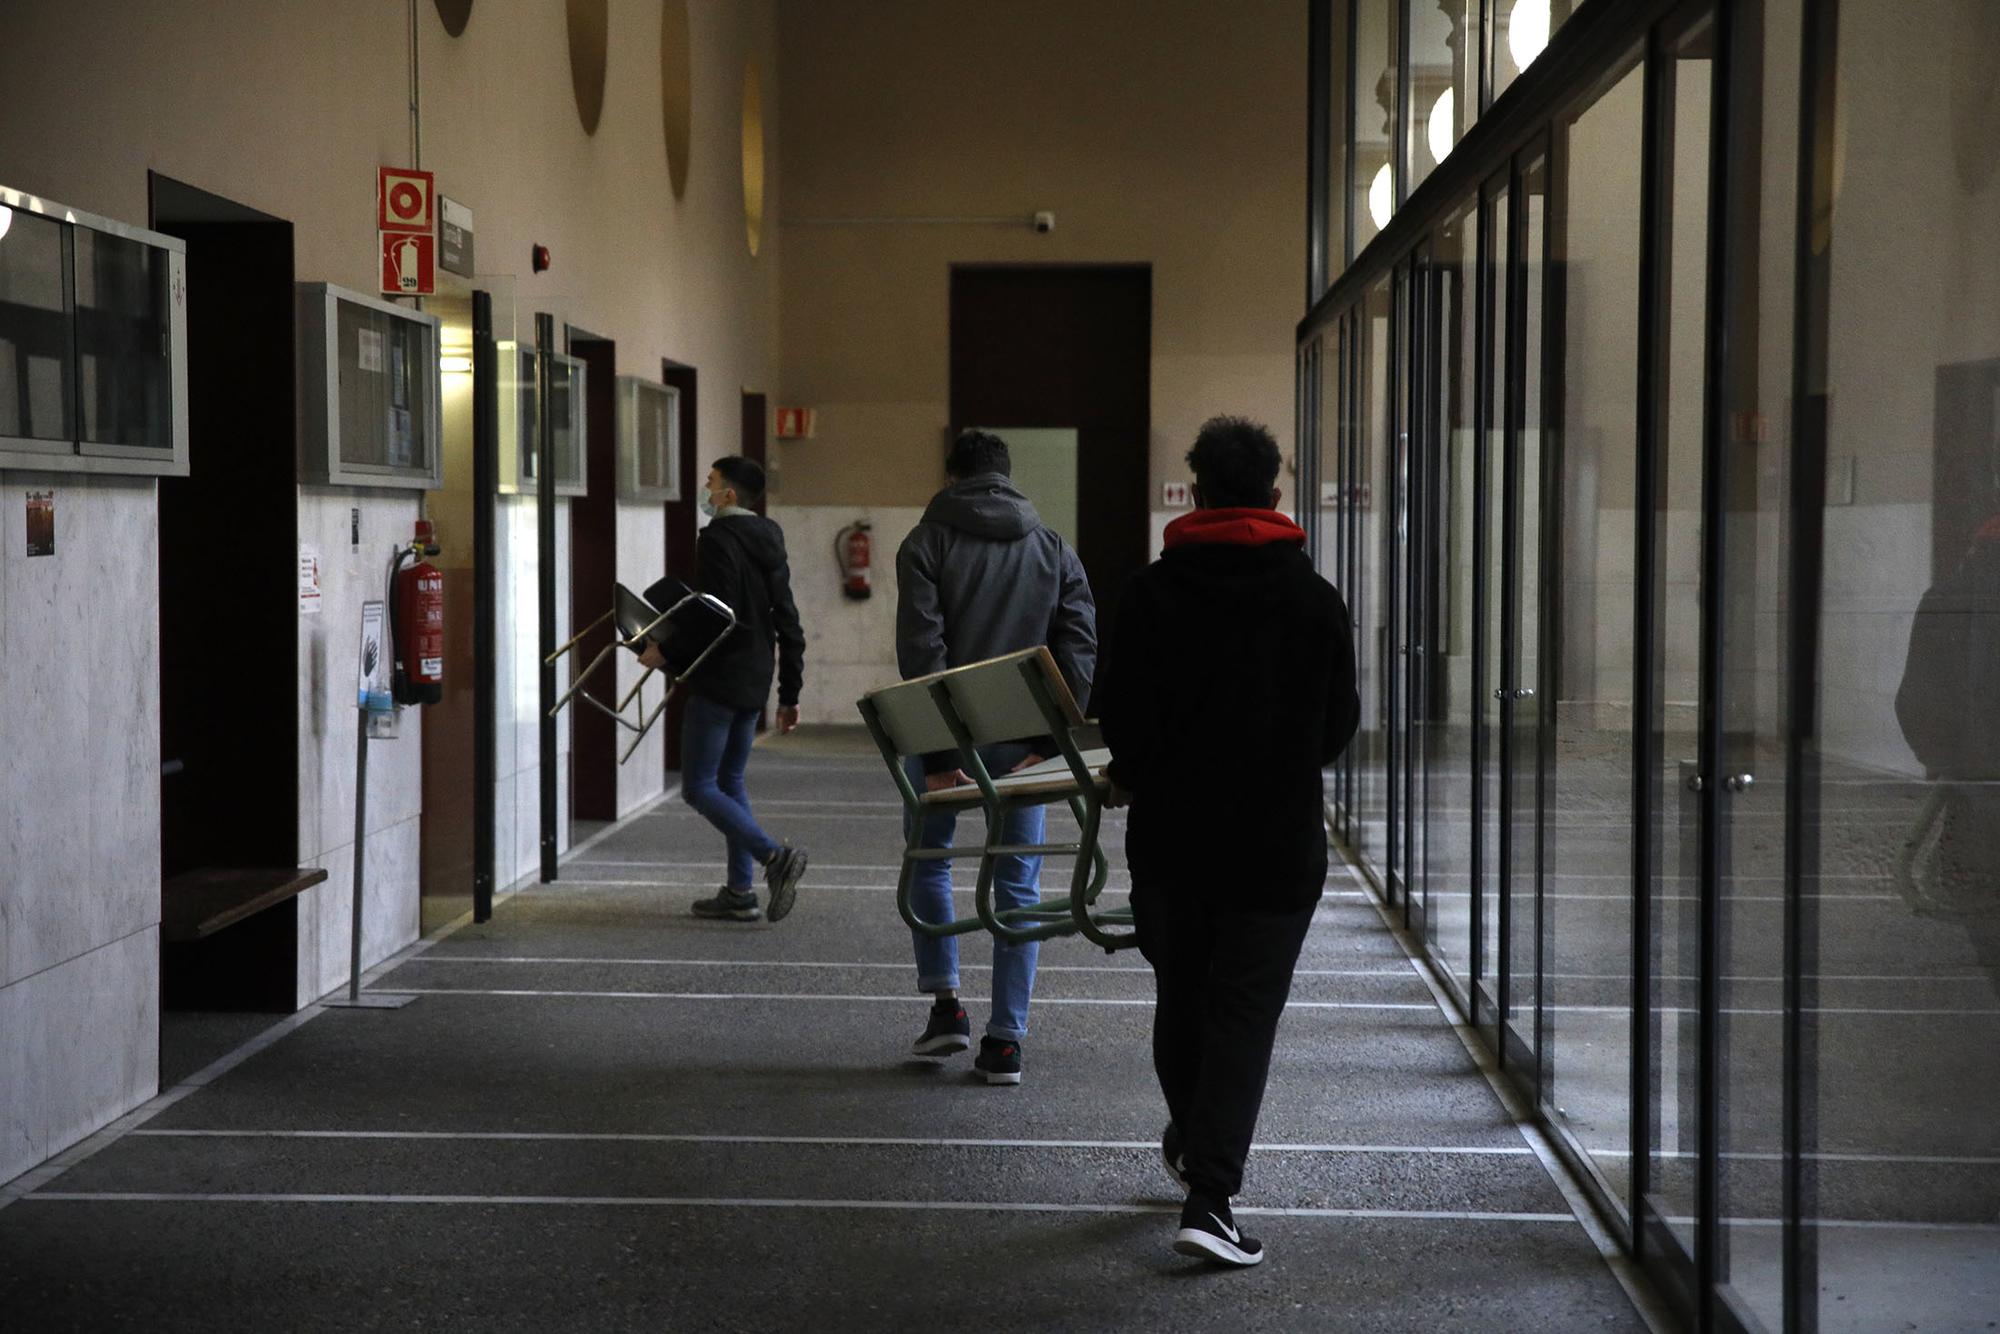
[1428,89,1456,167]
[0,205,12,243]
[441,354,474,375]
[1509,0,1552,72]
[1369,164,1393,231]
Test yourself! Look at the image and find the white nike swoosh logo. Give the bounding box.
[1208,1212,1240,1244]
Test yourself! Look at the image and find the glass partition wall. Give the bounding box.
[1300,0,2000,1329]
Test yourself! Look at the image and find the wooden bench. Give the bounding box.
[856,647,1134,951]
[161,866,328,1012]
[162,867,328,943]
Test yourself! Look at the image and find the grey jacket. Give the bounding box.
[896,474,1098,764]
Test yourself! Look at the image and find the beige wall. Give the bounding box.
[772,0,1306,509]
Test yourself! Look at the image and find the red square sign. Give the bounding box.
[378,166,435,233]
[382,231,436,296]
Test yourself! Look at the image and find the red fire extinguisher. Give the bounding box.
[391,518,445,706]
[835,520,873,601]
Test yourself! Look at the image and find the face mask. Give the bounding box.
[698,490,719,518]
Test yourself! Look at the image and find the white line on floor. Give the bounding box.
[529,878,1373,903]
[127,1129,1535,1155]
[21,1191,1576,1224]
[381,987,1440,1010]
[397,956,1418,978]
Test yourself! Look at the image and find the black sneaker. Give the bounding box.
[1162,1123,1189,1190]
[973,1036,1022,1086]
[691,886,761,921]
[763,846,808,923]
[912,999,972,1057]
[1173,1196,1263,1267]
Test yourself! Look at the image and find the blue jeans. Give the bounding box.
[682,692,779,887]
[904,745,1044,1042]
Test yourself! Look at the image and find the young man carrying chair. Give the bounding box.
[1098,417,1359,1265]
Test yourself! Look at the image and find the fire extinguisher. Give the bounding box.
[390,518,445,706]
[835,520,872,601]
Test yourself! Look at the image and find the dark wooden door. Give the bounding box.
[568,332,618,820]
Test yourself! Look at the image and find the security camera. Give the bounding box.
[1033,211,1055,234]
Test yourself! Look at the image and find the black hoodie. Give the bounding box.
[1097,509,1359,908]
[673,512,805,713]
[896,474,1098,770]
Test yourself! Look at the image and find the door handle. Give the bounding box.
[1686,773,1705,793]
[1725,773,1755,792]
[1513,688,1536,700]
[1493,688,1508,701]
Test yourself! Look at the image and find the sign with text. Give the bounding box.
[439,196,475,277]
[775,407,816,439]
[381,231,436,296]
[378,167,434,233]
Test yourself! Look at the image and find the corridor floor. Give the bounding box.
[0,733,1654,1332]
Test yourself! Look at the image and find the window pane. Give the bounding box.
[1545,56,1644,1212]
[1353,275,1396,863]
[1810,0,2000,1322]
[1428,203,1478,985]
[1353,0,1400,251]
[75,227,172,449]
[1408,2,1479,195]
[1327,0,1352,274]
[0,206,73,443]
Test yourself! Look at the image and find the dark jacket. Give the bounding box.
[680,512,805,712]
[1896,519,2000,781]
[896,474,1098,769]
[1098,508,1359,908]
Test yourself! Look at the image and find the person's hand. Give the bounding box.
[776,706,800,735]
[925,769,972,792]
[1105,782,1133,809]
[637,642,666,671]
[1007,753,1045,774]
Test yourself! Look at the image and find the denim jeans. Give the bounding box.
[681,692,779,887]
[904,744,1044,1042]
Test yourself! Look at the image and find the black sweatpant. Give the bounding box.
[1132,885,1319,1201]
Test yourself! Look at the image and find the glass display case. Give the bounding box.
[498,341,587,497]
[0,184,187,475]
[296,282,442,489]
[616,374,680,502]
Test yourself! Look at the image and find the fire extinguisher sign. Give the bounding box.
[381,231,436,296]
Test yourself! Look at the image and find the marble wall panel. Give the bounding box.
[295,813,421,1005]
[0,926,158,1188]
[0,473,160,993]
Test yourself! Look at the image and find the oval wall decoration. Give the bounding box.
[567,0,609,136]
[661,1,693,199]
[742,55,766,256]
[433,0,473,37]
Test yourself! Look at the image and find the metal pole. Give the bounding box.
[348,703,368,1004]
[472,289,497,922]
[536,311,558,883]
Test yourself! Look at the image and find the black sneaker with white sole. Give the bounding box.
[1173,1196,1264,1267]
[1162,1123,1189,1190]
[911,999,972,1057]
[763,846,808,923]
[973,1036,1022,1086]
[691,887,761,921]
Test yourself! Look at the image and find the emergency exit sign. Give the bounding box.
[775,408,816,439]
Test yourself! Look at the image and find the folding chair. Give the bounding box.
[546,578,736,763]
[857,647,1136,952]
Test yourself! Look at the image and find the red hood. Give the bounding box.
[1163,507,1308,550]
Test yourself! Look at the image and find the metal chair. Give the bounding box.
[546,580,736,763]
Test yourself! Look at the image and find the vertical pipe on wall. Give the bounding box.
[537,312,559,883]
[472,290,497,922]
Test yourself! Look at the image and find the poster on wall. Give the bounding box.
[25,490,54,557]
[357,598,397,739]
[298,543,322,614]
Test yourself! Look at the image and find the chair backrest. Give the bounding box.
[859,647,1082,758]
[860,676,959,758]
[941,647,1081,748]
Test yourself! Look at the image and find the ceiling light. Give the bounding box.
[1428,89,1456,166]
[441,354,473,375]
[1509,0,1551,72]
[1369,164,1394,231]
